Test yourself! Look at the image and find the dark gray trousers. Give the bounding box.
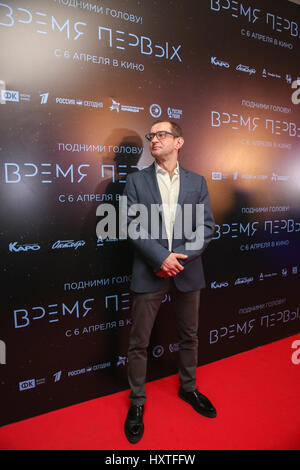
[128,278,201,405]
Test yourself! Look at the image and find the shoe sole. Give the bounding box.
[178,392,217,418]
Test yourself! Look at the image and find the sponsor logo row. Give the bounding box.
[211,171,295,182]
[9,238,134,254]
[9,238,129,253]
[211,56,300,85]
[9,240,86,253]
[0,89,182,120]
[17,346,177,389]
[211,267,299,289]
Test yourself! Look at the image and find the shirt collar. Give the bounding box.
[155,161,179,175]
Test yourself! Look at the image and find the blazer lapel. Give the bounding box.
[143,162,164,227]
[177,165,189,208]
[172,165,190,244]
[143,162,162,205]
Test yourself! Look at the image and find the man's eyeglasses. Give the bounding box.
[145,131,177,142]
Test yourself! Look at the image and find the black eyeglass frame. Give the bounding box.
[145,131,178,142]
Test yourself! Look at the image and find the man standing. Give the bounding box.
[123,120,216,444]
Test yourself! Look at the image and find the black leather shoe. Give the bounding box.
[124,405,144,444]
[178,388,217,418]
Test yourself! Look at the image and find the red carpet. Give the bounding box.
[1,334,299,450]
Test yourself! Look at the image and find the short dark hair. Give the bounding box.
[152,120,183,137]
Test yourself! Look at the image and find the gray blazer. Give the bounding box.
[123,162,215,292]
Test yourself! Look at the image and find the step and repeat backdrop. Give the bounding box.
[1,0,300,426]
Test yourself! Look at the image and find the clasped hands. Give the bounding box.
[154,252,187,278]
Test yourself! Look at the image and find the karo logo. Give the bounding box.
[9,242,40,253]
[211,280,229,289]
[19,379,36,391]
[1,90,19,102]
[211,56,230,68]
